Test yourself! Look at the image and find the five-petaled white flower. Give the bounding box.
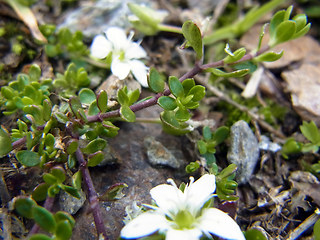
[121,174,245,240]
[90,27,149,87]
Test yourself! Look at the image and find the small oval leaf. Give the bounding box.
[33,206,56,233]
[16,150,40,167]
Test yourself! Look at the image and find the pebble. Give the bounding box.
[227,120,260,184]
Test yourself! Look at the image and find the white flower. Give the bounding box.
[121,174,245,240]
[90,27,149,87]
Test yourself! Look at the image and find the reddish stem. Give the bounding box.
[75,148,108,240]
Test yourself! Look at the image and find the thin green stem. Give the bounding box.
[157,24,183,34]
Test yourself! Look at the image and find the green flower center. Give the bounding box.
[119,50,126,61]
[174,210,195,229]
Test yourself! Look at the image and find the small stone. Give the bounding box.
[227,120,260,184]
[144,136,184,169]
[281,63,320,125]
[59,188,86,215]
[58,0,156,38]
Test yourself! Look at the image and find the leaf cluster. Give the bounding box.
[40,25,88,58]
[14,197,75,240]
[117,86,140,122]
[32,166,80,201]
[282,121,320,158]
[158,77,205,135]
[215,164,239,201]
[53,63,90,97]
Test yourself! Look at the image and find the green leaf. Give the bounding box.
[208,68,249,78]
[60,185,81,199]
[96,90,108,113]
[33,206,56,233]
[16,150,40,167]
[269,9,286,40]
[293,14,307,32]
[127,3,159,28]
[269,20,296,47]
[300,121,320,144]
[213,126,229,144]
[14,197,36,218]
[23,105,44,125]
[82,138,107,154]
[160,111,190,135]
[28,64,41,82]
[314,218,320,240]
[182,78,195,95]
[254,51,283,62]
[148,67,165,93]
[43,173,57,185]
[175,107,190,122]
[29,234,52,240]
[182,20,203,60]
[72,171,82,190]
[32,183,49,202]
[292,23,311,40]
[68,96,82,117]
[79,88,96,105]
[56,220,72,240]
[1,86,15,100]
[88,101,100,116]
[188,85,206,102]
[87,151,104,167]
[54,211,75,228]
[169,76,184,98]
[128,88,140,105]
[66,139,78,155]
[44,133,55,147]
[244,229,268,240]
[120,105,136,122]
[117,87,129,106]
[197,140,207,155]
[42,99,52,122]
[201,126,211,141]
[223,47,246,64]
[281,138,303,159]
[185,161,200,173]
[0,126,12,157]
[51,167,66,183]
[99,183,128,201]
[54,112,69,124]
[158,96,177,111]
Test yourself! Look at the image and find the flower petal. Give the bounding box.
[105,27,129,50]
[126,42,147,60]
[130,60,149,87]
[121,212,168,239]
[150,184,183,217]
[197,208,245,240]
[166,228,202,240]
[185,174,216,212]
[111,58,131,80]
[90,35,112,59]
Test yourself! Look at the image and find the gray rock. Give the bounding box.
[227,120,260,184]
[144,136,184,169]
[59,188,86,215]
[58,0,155,38]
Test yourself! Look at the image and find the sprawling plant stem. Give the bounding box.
[28,196,55,237]
[75,148,108,240]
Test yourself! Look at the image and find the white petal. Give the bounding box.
[121,212,168,239]
[126,42,147,60]
[105,27,129,50]
[90,35,112,59]
[185,174,216,212]
[166,228,202,240]
[150,184,183,217]
[130,60,149,87]
[111,58,131,80]
[197,208,245,240]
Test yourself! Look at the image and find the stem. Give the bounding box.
[157,24,182,34]
[75,148,108,240]
[12,136,27,150]
[28,196,55,236]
